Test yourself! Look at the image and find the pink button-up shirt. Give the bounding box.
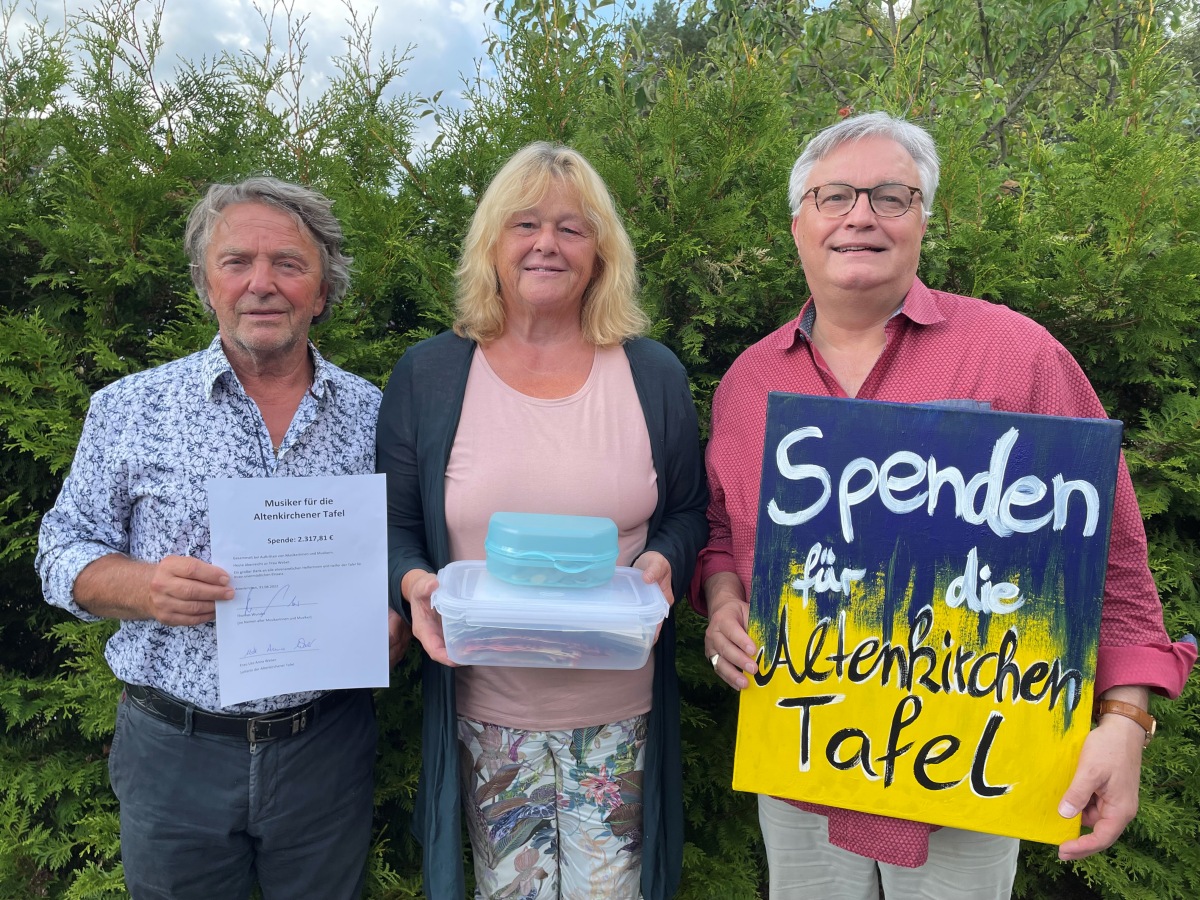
[694,279,1196,866]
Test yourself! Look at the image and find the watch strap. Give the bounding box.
[1094,698,1156,746]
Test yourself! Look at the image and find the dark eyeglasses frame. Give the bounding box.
[805,183,924,218]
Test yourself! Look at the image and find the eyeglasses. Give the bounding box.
[804,183,923,218]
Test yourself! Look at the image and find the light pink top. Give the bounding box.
[446,345,658,731]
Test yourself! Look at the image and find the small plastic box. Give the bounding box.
[432,561,668,669]
[484,512,618,588]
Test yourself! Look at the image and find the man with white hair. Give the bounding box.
[37,176,408,899]
[694,112,1194,898]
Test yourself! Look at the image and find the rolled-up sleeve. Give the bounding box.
[1027,339,1197,697]
[36,388,129,621]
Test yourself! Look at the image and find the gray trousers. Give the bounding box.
[108,689,377,900]
[758,795,1019,900]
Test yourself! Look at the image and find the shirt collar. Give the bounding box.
[779,277,943,348]
[897,278,944,326]
[200,333,334,399]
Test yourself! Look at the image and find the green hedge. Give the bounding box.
[1,1,1196,897]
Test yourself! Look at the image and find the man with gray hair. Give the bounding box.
[694,112,1194,897]
[37,176,408,899]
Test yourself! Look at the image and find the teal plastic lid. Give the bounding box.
[485,512,618,560]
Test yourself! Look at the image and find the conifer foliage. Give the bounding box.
[1,1,1196,897]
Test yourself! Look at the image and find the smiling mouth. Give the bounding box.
[834,246,884,253]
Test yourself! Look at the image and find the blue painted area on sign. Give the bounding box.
[750,392,1122,728]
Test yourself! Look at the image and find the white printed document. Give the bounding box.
[207,473,389,706]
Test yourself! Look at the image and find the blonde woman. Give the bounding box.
[377,142,707,899]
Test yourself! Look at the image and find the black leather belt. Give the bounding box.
[124,683,353,748]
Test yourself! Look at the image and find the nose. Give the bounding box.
[246,258,274,295]
[844,190,876,226]
[532,223,559,254]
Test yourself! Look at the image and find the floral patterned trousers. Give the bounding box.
[457,713,648,899]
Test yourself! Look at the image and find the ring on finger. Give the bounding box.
[710,652,720,669]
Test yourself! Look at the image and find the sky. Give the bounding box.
[12,0,648,148]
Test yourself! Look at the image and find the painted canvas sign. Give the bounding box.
[732,393,1123,845]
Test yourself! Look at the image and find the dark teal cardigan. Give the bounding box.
[376,330,708,899]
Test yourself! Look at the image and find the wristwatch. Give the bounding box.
[1094,698,1156,747]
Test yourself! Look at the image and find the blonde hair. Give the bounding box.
[454,142,648,345]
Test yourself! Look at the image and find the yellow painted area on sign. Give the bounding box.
[734,558,1093,845]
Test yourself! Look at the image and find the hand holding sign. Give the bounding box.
[704,571,758,691]
[1056,687,1149,860]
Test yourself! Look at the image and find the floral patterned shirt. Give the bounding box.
[36,335,381,713]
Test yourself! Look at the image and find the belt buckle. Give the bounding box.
[246,708,308,750]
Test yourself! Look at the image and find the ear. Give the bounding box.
[314,282,328,319]
[790,215,804,254]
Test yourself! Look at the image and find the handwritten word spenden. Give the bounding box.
[767,426,1101,543]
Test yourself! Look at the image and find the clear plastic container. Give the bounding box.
[431,561,668,669]
[484,512,618,588]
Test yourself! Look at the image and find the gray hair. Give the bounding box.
[787,112,940,219]
[184,176,352,324]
